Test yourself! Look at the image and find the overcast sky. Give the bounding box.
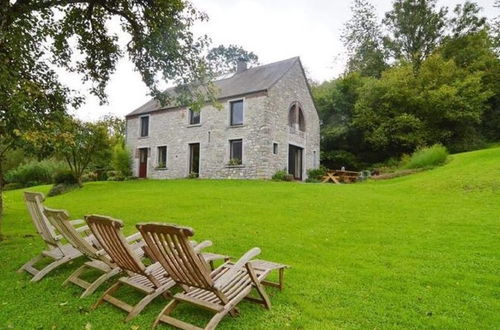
[70,0,498,121]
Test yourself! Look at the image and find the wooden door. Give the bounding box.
[139,148,148,178]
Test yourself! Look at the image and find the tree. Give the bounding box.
[53,118,111,186]
[341,0,387,77]
[383,0,448,69]
[0,0,210,239]
[206,44,259,76]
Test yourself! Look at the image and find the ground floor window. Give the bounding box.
[229,139,243,165]
[157,146,167,168]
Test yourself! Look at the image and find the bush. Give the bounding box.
[53,170,78,185]
[3,183,23,191]
[305,178,322,183]
[402,144,449,169]
[82,171,98,182]
[47,183,79,197]
[111,144,132,177]
[5,159,68,187]
[306,166,327,181]
[272,170,294,181]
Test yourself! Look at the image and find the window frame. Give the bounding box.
[157,146,167,169]
[273,142,278,155]
[229,99,244,126]
[229,138,243,165]
[139,115,150,137]
[188,108,201,125]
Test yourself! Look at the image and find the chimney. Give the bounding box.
[236,59,248,73]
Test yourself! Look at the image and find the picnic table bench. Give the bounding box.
[322,170,360,184]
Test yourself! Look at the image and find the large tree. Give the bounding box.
[206,44,259,76]
[383,0,448,69]
[0,0,210,239]
[341,0,387,78]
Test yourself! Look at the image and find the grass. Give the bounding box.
[0,146,499,329]
[402,144,449,169]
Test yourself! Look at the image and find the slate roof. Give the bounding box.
[126,57,299,117]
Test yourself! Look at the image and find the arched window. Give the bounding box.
[288,102,305,132]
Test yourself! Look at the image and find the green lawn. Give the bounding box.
[0,147,499,329]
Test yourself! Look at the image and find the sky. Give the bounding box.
[70,0,498,121]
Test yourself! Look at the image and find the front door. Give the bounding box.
[139,148,148,178]
[189,143,200,176]
[288,145,303,180]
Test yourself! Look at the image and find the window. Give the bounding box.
[140,116,149,137]
[229,139,243,165]
[273,143,278,155]
[230,100,243,126]
[188,109,200,125]
[157,146,167,168]
[288,102,305,132]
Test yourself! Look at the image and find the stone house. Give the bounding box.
[125,57,320,180]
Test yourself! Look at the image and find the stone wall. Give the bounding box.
[265,60,321,179]
[126,93,271,179]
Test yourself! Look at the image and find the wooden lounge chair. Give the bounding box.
[136,222,288,330]
[43,207,145,298]
[85,215,229,322]
[17,192,86,282]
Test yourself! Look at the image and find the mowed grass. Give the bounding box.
[0,147,499,329]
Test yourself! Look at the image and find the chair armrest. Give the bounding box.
[125,232,142,243]
[69,219,85,226]
[193,240,212,253]
[214,247,261,290]
[95,249,107,257]
[75,225,90,233]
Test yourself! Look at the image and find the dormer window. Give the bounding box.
[188,109,200,125]
[140,115,149,137]
[230,100,244,126]
[288,102,305,132]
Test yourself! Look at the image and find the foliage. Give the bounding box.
[2,146,500,328]
[111,144,132,177]
[187,172,199,179]
[53,170,78,185]
[228,158,242,166]
[3,183,23,191]
[5,159,68,187]
[341,0,387,77]
[383,0,448,69]
[401,144,449,169]
[47,183,79,197]
[206,44,259,76]
[49,118,111,186]
[306,167,327,181]
[81,172,98,183]
[272,170,294,181]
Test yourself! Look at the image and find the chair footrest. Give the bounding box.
[159,315,204,330]
[103,295,133,313]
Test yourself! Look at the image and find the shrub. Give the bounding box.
[47,183,79,197]
[187,172,199,179]
[5,159,68,186]
[3,183,23,191]
[82,171,98,182]
[111,144,132,177]
[53,170,78,185]
[402,144,449,169]
[305,178,321,183]
[272,170,294,181]
[306,166,327,181]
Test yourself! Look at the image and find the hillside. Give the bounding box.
[0,146,499,329]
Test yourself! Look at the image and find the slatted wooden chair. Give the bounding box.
[137,222,289,330]
[43,207,145,298]
[18,192,86,282]
[85,215,229,322]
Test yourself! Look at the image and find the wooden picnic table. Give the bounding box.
[322,170,360,184]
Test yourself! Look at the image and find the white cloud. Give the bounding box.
[71,0,497,121]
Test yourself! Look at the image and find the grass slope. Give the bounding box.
[0,147,499,329]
